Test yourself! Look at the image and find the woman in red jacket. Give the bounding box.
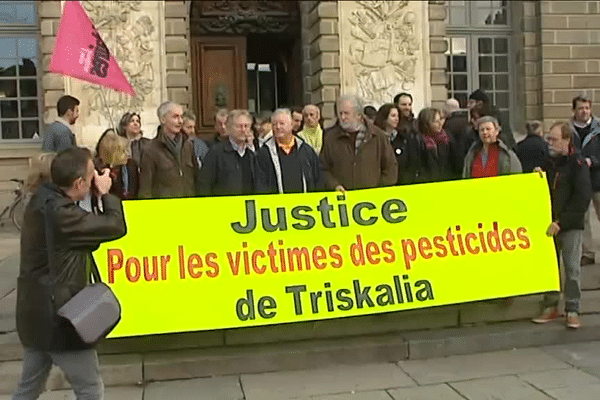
[462,116,522,178]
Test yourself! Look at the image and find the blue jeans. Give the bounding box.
[543,229,582,313]
[12,347,103,400]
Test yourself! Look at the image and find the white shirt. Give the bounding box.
[258,131,273,147]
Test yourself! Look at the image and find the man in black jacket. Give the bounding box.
[256,108,322,194]
[468,89,516,149]
[198,109,259,196]
[444,98,471,179]
[516,120,549,173]
[14,147,127,399]
[533,122,591,329]
[570,96,600,265]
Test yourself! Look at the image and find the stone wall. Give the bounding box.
[429,1,448,109]
[166,1,192,110]
[305,1,341,126]
[40,1,64,124]
[512,1,541,132]
[540,0,600,128]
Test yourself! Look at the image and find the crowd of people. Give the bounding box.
[35,91,600,331]
[12,88,600,399]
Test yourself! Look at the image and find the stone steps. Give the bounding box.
[2,314,600,394]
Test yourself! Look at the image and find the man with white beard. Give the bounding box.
[320,95,397,191]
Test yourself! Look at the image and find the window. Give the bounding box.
[0,1,40,141]
[247,63,278,115]
[445,1,512,123]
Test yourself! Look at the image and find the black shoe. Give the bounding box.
[581,256,595,266]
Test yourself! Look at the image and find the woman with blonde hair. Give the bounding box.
[25,152,56,194]
[95,128,139,200]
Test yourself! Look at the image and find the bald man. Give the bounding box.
[445,98,460,115]
[297,104,323,154]
[443,98,473,179]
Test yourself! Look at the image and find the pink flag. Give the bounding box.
[49,1,136,96]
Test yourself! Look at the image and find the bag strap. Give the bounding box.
[90,256,102,284]
[43,198,57,282]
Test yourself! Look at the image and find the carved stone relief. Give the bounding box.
[339,1,430,110]
[190,0,299,35]
[65,0,165,146]
[81,1,155,122]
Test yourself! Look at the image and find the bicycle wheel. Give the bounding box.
[10,196,25,231]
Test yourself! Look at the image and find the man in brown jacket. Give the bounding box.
[320,95,398,191]
[139,101,198,199]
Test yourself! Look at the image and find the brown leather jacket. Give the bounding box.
[320,121,398,190]
[138,128,199,199]
[17,183,126,351]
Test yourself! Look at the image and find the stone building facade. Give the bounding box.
[0,0,598,195]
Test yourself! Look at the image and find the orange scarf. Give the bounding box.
[278,136,296,155]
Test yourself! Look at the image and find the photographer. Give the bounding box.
[13,147,127,399]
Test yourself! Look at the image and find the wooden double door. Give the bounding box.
[191,33,303,138]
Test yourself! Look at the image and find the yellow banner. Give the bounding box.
[95,173,559,338]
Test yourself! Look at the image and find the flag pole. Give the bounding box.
[99,87,115,132]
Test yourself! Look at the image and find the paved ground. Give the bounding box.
[1,343,600,399]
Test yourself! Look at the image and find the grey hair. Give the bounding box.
[525,120,543,136]
[157,101,179,120]
[226,109,252,130]
[271,108,292,121]
[477,115,500,130]
[214,108,229,121]
[182,110,196,122]
[337,94,364,116]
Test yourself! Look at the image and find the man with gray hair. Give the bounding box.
[139,101,198,198]
[256,108,322,194]
[209,108,229,147]
[182,110,209,169]
[199,109,259,196]
[320,94,397,191]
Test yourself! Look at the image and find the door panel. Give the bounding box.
[191,37,247,137]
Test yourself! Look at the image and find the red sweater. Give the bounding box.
[471,144,500,178]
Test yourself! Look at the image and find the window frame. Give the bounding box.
[445,1,516,129]
[0,0,41,143]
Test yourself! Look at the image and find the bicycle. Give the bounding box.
[0,178,26,231]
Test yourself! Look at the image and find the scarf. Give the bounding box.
[164,132,183,167]
[422,129,450,150]
[298,125,323,153]
[277,136,296,155]
[353,123,367,155]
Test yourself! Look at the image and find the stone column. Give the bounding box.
[305,1,341,127]
[428,1,447,109]
[338,0,431,112]
[165,1,191,111]
[40,1,64,124]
